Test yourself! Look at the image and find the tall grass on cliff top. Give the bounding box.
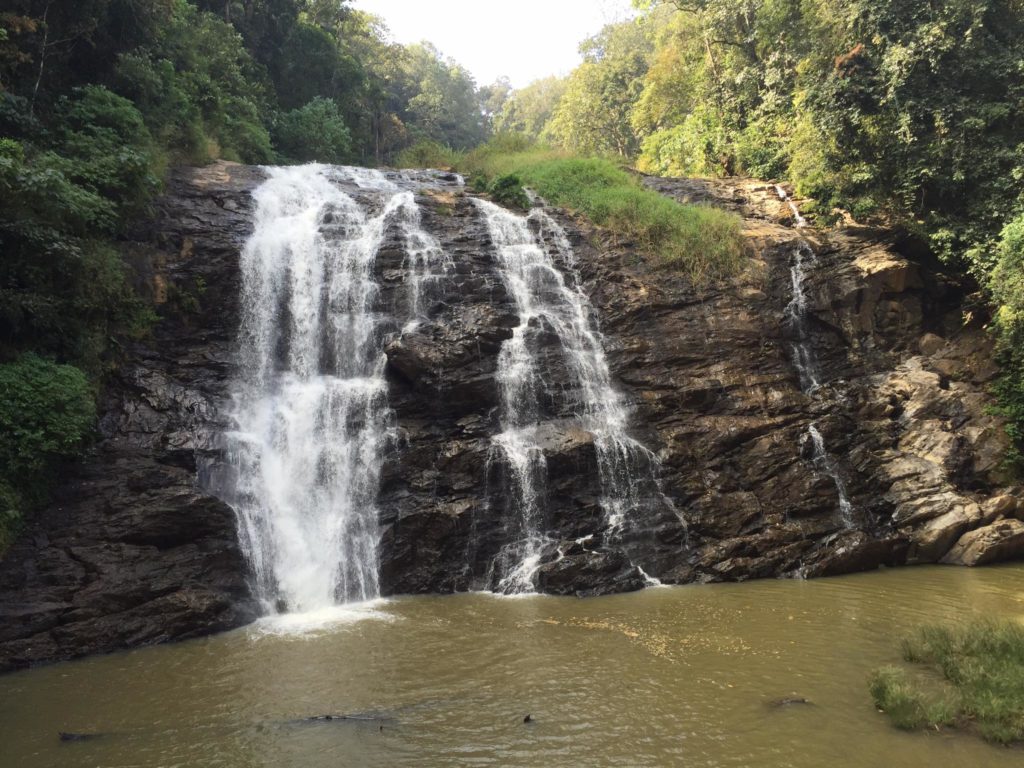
[869,620,1024,744]
[455,137,745,284]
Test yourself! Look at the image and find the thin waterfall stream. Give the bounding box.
[776,186,855,527]
[476,199,663,593]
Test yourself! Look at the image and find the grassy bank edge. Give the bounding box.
[869,619,1024,745]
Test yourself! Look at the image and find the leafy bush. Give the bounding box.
[0,354,96,548]
[462,141,745,283]
[870,620,1024,743]
[55,86,159,224]
[274,98,352,164]
[636,107,731,179]
[0,354,96,476]
[394,139,464,170]
[0,99,155,367]
[487,174,530,210]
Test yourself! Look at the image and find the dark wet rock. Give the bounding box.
[294,713,396,725]
[768,697,812,708]
[535,549,647,597]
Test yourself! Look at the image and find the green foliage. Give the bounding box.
[393,139,463,170]
[0,354,95,476]
[547,14,663,157]
[274,97,352,163]
[990,215,1024,461]
[274,20,361,112]
[871,620,1024,744]
[401,43,486,151]
[462,141,745,283]
[0,90,157,366]
[494,76,567,140]
[113,1,273,164]
[55,85,159,222]
[0,354,96,548]
[486,174,530,210]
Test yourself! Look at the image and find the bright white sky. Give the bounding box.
[350,0,638,88]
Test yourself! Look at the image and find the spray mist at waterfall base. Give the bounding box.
[247,599,397,638]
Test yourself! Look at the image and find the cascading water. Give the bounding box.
[776,186,854,526]
[807,425,854,526]
[784,242,822,392]
[476,199,659,593]
[224,165,448,616]
[775,184,808,228]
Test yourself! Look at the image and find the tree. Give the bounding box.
[274,96,351,162]
[494,75,567,139]
[547,15,661,156]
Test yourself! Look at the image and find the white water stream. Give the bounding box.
[476,200,658,592]
[224,165,448,616]
[775,186,854,526]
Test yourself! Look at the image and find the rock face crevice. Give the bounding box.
[0,164,1019,672]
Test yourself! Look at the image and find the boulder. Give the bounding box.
[918,333,947,356]
[981,494,1019,525]
[907,505,981,563]
[941,519,1024,566]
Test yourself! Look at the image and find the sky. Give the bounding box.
[349,0,638,88]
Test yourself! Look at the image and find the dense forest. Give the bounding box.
[1,0,1024,547]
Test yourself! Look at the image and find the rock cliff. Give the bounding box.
[0,163,1019,671]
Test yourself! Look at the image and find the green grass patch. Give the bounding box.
[459,138,745,284]
[394,140,465,171]
[870,620,1024,744]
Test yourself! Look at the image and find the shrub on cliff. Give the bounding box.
[870,620,1024,744]
[0,355,96,548]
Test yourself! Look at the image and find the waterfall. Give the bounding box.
[775,184,808,228]
[806,425,854,526]
[784,242,822,392]
[475,199,658,593]
[776,187,854,526]
[223,164,447,615]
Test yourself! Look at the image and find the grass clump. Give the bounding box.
[870,620,1024,744]
[395,140,465,170]
[460,138,745,284]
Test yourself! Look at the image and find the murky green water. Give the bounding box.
[3,566,1024,767]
